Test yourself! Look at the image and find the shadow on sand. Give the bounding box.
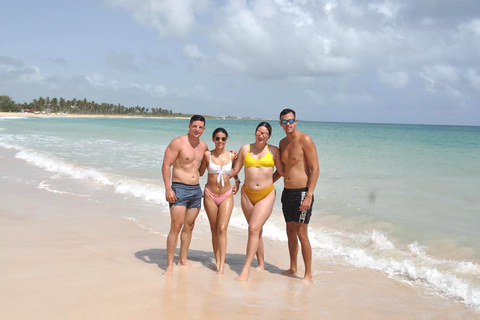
[135,248,283,275]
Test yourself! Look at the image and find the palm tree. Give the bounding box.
[51,97,58,113]
[59,97,66,113]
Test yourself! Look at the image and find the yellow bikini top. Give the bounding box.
[243,144,275,168]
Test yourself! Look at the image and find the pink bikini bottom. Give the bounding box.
[205,187,233,206]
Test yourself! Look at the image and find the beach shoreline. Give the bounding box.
[0,111,270,121]
[1,146,479,319]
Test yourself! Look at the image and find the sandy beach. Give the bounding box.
[1,146,479,319]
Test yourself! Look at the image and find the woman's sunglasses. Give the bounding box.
[256,130,269,137]
[214,137,227,141]
[281,119,295,125]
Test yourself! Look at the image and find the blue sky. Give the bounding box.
[1,0,480,125]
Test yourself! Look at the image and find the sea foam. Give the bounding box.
[0,116,28,120]
[4,144,166,207]
[16,149,112,185]
[114,178,165,204]
[304,227,480,309]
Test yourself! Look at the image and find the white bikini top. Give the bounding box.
[207,152,232,186]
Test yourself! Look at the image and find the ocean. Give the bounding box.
[1,116,479,309]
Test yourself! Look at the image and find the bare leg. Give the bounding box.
[256,228,265,270]
[217,194,234,275]
[178,207,201,267]
[282,221,299,276]
[237,191,275,281]
[241,191,264,270]
[297,223,313,283]
[204,195,220,270]
[163,205,187,276]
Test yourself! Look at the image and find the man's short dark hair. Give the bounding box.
[280,108,296,118]
[190,114,205,124]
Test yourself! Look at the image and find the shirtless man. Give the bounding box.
[162,115,208,276]
[274,108,319,283]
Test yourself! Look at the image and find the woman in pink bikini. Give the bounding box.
[200,128,240,274]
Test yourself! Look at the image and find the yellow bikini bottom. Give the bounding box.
[242,184,275,205]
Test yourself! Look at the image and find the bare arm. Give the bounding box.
[273,170,282,183]
[162,139,181,203]
[230,151,241,194]
[199,150,209,176]
[270,145,285,177]
[299,136,320,211]
[229,145,246,178]
[273,138,286,182]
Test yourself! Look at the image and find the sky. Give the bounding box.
[1,0,480,125]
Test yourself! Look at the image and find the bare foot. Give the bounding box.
[281,268,297,277]
[236,268,250,282]
[256,264,265,271]
[217,264,225,275]
[162,267,173,276]
[235,275,249,282]
[178,260,195,267]
[301,276,313,284]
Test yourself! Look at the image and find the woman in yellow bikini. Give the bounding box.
[199,128,240,275]
[230,122,284,281]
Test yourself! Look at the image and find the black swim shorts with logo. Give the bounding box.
[281,188,314,224]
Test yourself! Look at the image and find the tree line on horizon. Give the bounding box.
[0,94,184,117]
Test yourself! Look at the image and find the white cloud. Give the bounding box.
[85,73,106,88]
[420,64,459,84]
[18,66,45,83]
[369,0,404,23]
[458,18,480,35]
[85,73,166,96]
[104,0,209,38]
[418,64,466,98]
[183,44,205,60]
[0,56,45,84]
[105,1,480,82]
[212,0,358,78]
[378,70,409,89]
[302,89,324,105]
[106,51,145,73]
[0,56,24,68]
[164,84,213,102]
[129,82,167,97]
[465,68,480,90]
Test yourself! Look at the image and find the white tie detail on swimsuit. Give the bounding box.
[207,152,233,186]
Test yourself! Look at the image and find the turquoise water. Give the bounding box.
[1,116,480,308]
